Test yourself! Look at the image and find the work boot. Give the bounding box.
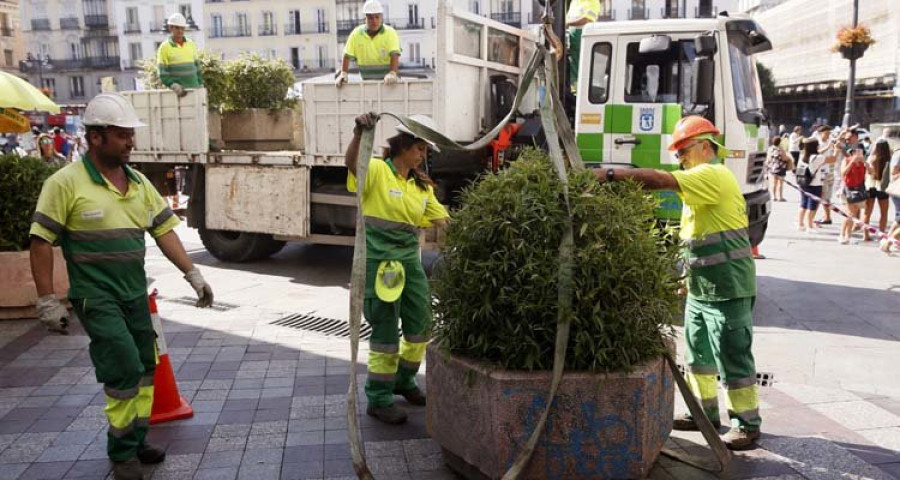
[394,386,427,406]
[137,442,166,464]
[366,404,408,425]
[722,428,761,450]
[112,457,143,480]
[672,414,721,431]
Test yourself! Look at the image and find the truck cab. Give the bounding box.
[574,15,773,245]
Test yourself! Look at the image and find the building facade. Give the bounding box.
[1,0,24,76]
[755,0,900,128]
[203,0,336,78]
[582,0,740,21]
[18,0,123,105]
[113,0,204,89]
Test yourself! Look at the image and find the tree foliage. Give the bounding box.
[432,149,681,372]
[757,61,777,100]
[0,155,61,252]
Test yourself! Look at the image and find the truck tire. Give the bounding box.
[198,228,286,263]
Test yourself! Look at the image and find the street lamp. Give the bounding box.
[841,0,860,128]
[25,53,52,90]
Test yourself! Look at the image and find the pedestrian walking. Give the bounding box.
[597,116,761,450]
[29,93,214,480]
[796,139,837,232]
[335,0,402,86]
[344,113,449,425]
[788,125,803,166]
[838,146,868,244]
[766,136,790,202]
[815,125,837,225]
[862,139,891,242]
[156,13,203,97]
[882,149,900,253]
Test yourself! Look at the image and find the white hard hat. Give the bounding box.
[396,115,440,152]
[83,93,146,128]
[363,0,384,15]
[167,12,188,28]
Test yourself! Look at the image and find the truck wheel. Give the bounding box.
[198,228,286,262]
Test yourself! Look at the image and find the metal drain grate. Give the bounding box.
[271,313,371,340]
[158,296,240,312]
[676,364,774,387]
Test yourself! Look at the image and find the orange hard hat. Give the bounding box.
[667,116,721,151]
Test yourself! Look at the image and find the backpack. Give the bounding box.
[796,159,815,187]
[843,161,866,188]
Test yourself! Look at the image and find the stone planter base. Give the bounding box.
[426,345,674,480]
[0,248,69,319]
[221,108,304,151]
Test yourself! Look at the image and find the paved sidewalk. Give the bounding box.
[0,184,897,479]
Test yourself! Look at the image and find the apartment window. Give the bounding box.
[69,42,81,59]
[236,13,249,35]
[0,13,9,34]
[125,7,139,31]
[211,14,223,37]
[70,76,84,98]
[41,78,55,95]
[408,42,420,64]
[179,4,192,21]
[316,9,326,33]
[408,4,418,25]
[287,10,300,34]
[129,43,142,62]
[290,47,300,69]
[317,45,327,69]
[261,11,274,35]
[470,1,479,15]
[153,6,165,30]
[3,49,12,66]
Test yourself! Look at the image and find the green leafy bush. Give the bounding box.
[0,155,61,252]
[223,53,298,111]
[140,51,227,111]
[432,149,681,372]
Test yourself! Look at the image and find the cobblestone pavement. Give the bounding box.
[0,185,898,479]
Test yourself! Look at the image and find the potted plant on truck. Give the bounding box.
[0,154,68,319]
[427,149,683,479]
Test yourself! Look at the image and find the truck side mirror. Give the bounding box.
[692,58,715,106]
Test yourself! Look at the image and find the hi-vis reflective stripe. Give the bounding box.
[152,207,175,229]
[724,376,757,390]
[32,212,65,235]
[71,249,145,263]
[364,216,420,234]
[688,247,753,268]
[108,417,150,438]
[105,385,139,400]
[686,228,750,248]
[69,228,144,241]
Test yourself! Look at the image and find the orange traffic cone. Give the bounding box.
[148,289,194,424]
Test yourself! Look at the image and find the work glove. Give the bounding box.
[383,71,399,85]
[36,294,69,335]
[170,83,187,98]
[334,70,348,88]
[184,268,214,308]
[353,112,379,136]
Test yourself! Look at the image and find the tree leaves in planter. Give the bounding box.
[432,149,681,372]
[0,155,61,252]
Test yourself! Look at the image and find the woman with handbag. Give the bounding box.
[862,140,891,241]
[838,147,868,244]
[766,136,791,201]
[882,149,900,253]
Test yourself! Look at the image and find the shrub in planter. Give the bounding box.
[0,154,67,318]
[222,53,297,112]
[428,149,682,479]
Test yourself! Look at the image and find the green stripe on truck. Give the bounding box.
[662,104,681,134]
[576,133,604,162]
[605,105,633,134]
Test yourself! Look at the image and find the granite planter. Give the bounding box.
[0,248,69,319]
[426,344,674,480]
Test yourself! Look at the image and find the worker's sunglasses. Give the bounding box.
[674,141,702,160]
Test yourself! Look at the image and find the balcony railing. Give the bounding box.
[19,56,121,72]
[490,12,521,27]
[293,58,335,72]
[84,15,109,28]
[628,7,648,20]
[0,26,11,36]
[337,19,361,36]
[258,24,276,36]
[220,26,251,37]
[696,6,718,18]
[83,56,120,68]
[121,59,142,70]
[123,24,141,34]
[386,18,424,30]
[662,7,684,18]
[31,19,51,31]
[59,17,80,29]
[149,21,167,33]
[284,23,330,35]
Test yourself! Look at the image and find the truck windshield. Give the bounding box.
[727,32,764,121]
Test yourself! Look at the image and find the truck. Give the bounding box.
[124,1,773,262]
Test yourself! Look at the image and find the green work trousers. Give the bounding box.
[364,259,431,407]
[683,294,762,432]
[72,295,156,462]
[567,27,583,90]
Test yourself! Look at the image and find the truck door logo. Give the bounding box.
[639,108,655,132]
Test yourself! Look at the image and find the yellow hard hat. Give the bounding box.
[375,260,405,303]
